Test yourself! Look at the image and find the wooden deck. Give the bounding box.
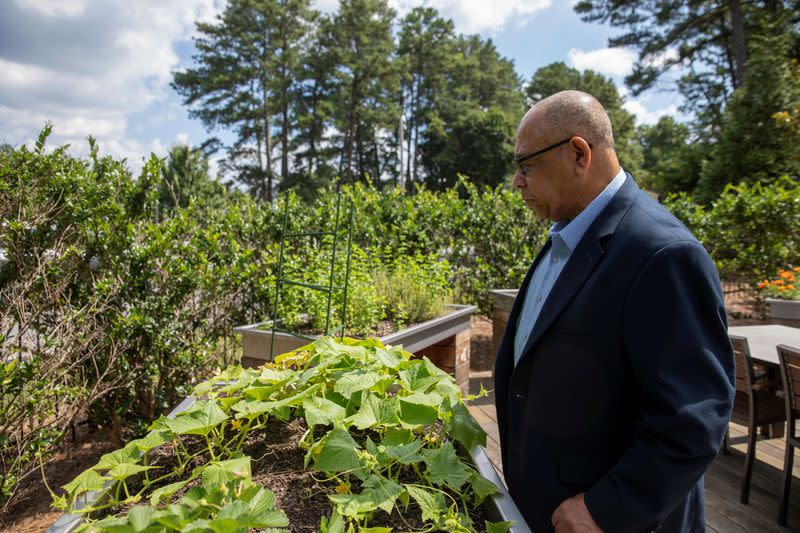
[467,374,800,532]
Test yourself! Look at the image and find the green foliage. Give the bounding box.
[574,0,800,132]
[663,177,800,283]
[158,144,230,215]
[636,116,704,196]
[59,337,502,532]
[176,1,525,197]
[420,35,523,190]
[372,252,452,327]
[697,28,800,202]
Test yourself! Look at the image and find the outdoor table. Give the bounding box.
[728,324,800,366]
[727,324,800,438]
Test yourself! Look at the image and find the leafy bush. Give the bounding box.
[664,177,800,284]
[372,251,453,327]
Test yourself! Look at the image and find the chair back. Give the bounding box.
[730,334,756,394]
[778,344,800,440]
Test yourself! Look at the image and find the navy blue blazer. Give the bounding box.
[494,174,735,533]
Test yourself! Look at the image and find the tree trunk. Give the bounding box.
[281,28,290,185]
[262,79,274,201]
[729,0,747,88]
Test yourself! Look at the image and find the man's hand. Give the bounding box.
[551,493,603,533]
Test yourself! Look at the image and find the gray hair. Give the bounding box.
[534,90,615,149]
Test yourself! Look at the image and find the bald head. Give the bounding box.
[512,90,621,221]
[520,90,615,150]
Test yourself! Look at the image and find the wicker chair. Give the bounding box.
[777,344,800,526]
[728,334,786,504]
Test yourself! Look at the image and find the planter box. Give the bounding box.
[490,290,518,365]
[47,394,532,533]
[766,298,800,327]
[235,304,476,396]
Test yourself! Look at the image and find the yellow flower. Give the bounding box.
[336,482,350,494]
[230,419,243,431]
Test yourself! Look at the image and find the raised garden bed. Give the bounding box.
[235,304,476,396]
[766,297,800,327]
[47,337,530,533]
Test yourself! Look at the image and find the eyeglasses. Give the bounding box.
[514,137,592,175]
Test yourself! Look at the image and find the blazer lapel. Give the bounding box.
[515,173,640,365]
[495,237,552,376]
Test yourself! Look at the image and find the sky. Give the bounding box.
[0,0,685,176]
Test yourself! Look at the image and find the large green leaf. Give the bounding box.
[164,400,228,436]
[328,474,402,518]
[486,520,515,533]
[405,485,447,524]
[334,370,384,399]
[232,384,318,420]
[303,395,347,428]
[398,362,444,393]
[374,347,406,370]
[398,397,438,427]
[202,456,252,490]
[328,492,377,519]
[422,442,471,490]
[94,444,141,470]
[384,438,423,465]
[446,403,486,450]
[107,463,159,481]
[314,427,363,475]
[127,506,158,532]
[345,393,400,429]
[469,470,499,505]
[63,469,108,497]
[361,474,404,513]
[150,479,190,506]
[320,509,345,533]
[258,367,295,383]
[127,430,172,453]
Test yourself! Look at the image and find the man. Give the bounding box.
[493,91,735,533]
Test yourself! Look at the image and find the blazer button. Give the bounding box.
[646,522,661,532]
[513,393,526,400]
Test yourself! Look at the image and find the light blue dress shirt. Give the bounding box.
[514,167,627,365]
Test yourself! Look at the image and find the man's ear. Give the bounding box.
[569,137,591,174]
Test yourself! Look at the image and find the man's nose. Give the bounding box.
[512,171,525,189]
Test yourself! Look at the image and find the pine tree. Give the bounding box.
[172,0,316,201]
[328,0,400,185]
[397,8,456,187]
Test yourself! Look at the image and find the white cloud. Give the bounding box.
[316,0,551,34]
[0,0,223,173]
[19,0,88,17]
[622,99,680,126]
[567,47,637,77]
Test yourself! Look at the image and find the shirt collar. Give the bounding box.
[548,167,627,252]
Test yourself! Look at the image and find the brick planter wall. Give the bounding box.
[416,329,471,397]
